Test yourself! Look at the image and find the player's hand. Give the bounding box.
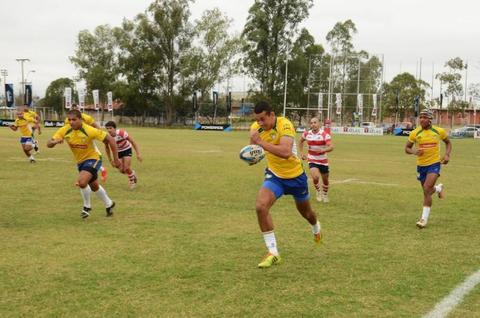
[415,149,424,156]
[112,158,122,169]
[301,154,307,160]
[249,130,261,145]
[137,155,143,162]
[441,154,450,165]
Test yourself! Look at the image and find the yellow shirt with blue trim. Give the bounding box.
[14,117,35,137]
[64,113,95,126]
[408,125,447,166]
[251,116,303,179]
[53,123,107,163]
[24,110,38,122]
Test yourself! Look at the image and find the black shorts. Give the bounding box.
[308,163,329,174]
[118,148,133,159]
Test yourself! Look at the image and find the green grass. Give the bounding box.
[0,127,479,317]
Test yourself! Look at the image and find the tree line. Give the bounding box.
[38,0,478,125]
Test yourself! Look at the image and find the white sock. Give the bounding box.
[262,231,279,256]
[94,186,113,208]
[80,186,92,208]
[422,206,431,221]
[312,221,321,234]
[29,155,35,160]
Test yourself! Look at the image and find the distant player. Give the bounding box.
[47,109,121,219]
[22,105,41,153]
[104,121,142,189]
[299,117,334,203]
[64,104,108,183]
[9,107,37,163]
[405,109,452,229]
[249,101,322,268]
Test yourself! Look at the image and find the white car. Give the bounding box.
[361,122,376,128]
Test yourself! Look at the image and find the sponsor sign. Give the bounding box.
[64,87,72,109]
[43,120,65,127]
[0,119,15,126]
[194,123,232,131]
[92,89,100,110]
[107,91,113,111]
[331,126,383,136]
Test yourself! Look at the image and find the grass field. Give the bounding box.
[1,126,479,317]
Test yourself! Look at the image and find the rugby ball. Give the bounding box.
[239,144,265,165]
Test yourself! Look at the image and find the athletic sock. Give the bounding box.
[127,170,136,183]
[313,180,321,191]
[434,184,441,193]
[80,186,92,208]
[262,231,279,256]
[311,221,321,235]
[422,206,431,221]
[94,186,113,207]
[322,184,329,195]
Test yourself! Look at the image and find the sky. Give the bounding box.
[1,0,479,99]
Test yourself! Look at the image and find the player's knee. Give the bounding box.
[78,180,89,188]
[255,202,269,215]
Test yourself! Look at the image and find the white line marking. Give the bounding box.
[423,268,480,318]
[330,178,398,187]
[7,157,70,162]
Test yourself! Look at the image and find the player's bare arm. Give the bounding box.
[250,129,293,159]
[9,125,17,131]
[127,135,142,162]
[47,138,63,148]
[298,135,307,160]
[405,141,423,156]
[441,137,452,164]
[104,135,121,168]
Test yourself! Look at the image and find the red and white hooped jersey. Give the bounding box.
[302,128,332,165]
[114,129,132,152]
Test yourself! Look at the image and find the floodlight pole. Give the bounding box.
[16,58,30,104]
[282,45,289,117]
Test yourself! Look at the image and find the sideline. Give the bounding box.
[330,178,399,187]
[423,268,480,318]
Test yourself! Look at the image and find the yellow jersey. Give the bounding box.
[251,116,303,179]
[14,117,35,137]
[408,125,447,166]
[52,123,107,163]
[64,113,95,126]
[24,110,38,122]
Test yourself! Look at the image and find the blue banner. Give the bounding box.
[25,84,32,106]
[5,84,14,107]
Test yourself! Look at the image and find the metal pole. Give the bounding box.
[16,58,30,104]
[431,63,434,103]
[464,59,468,102]
[307,57,311,110]
[379,54,385,123]
[327,55,334,120]
[282,46,289,117]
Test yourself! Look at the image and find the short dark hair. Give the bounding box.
[67,109,82,119]
[254,101,272,114]
[105,121,116,128]
[71,104,78,109]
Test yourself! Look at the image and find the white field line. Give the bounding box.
[330,178,399,187]
[423,268,480,318]
[7,157,71,163]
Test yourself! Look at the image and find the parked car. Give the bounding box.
[450,126,479,138]
[360,122,376,128]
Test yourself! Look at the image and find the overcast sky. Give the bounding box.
[1,0,479,98]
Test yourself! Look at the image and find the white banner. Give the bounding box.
[318,93,323,111]
[64,87,72,109]
[357,94,363,113]
[372,93,377,117]
[331,126,383,136]
[336,93,342,115]
[79,89,86,110]
[107,91,113,112]
[92,89,100,110]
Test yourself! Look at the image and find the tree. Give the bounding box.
[436,57,467,125]
[326,19,357,56]
[43,78,75,114]
[70,25,118,97]
[382,73,428,122]
[242,0,313,109]
[181,8,243,107]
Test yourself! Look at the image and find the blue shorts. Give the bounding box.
[417,162,441,182]
[20,137,33,145]
[262,169,309,202]
[77,159,102,182]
